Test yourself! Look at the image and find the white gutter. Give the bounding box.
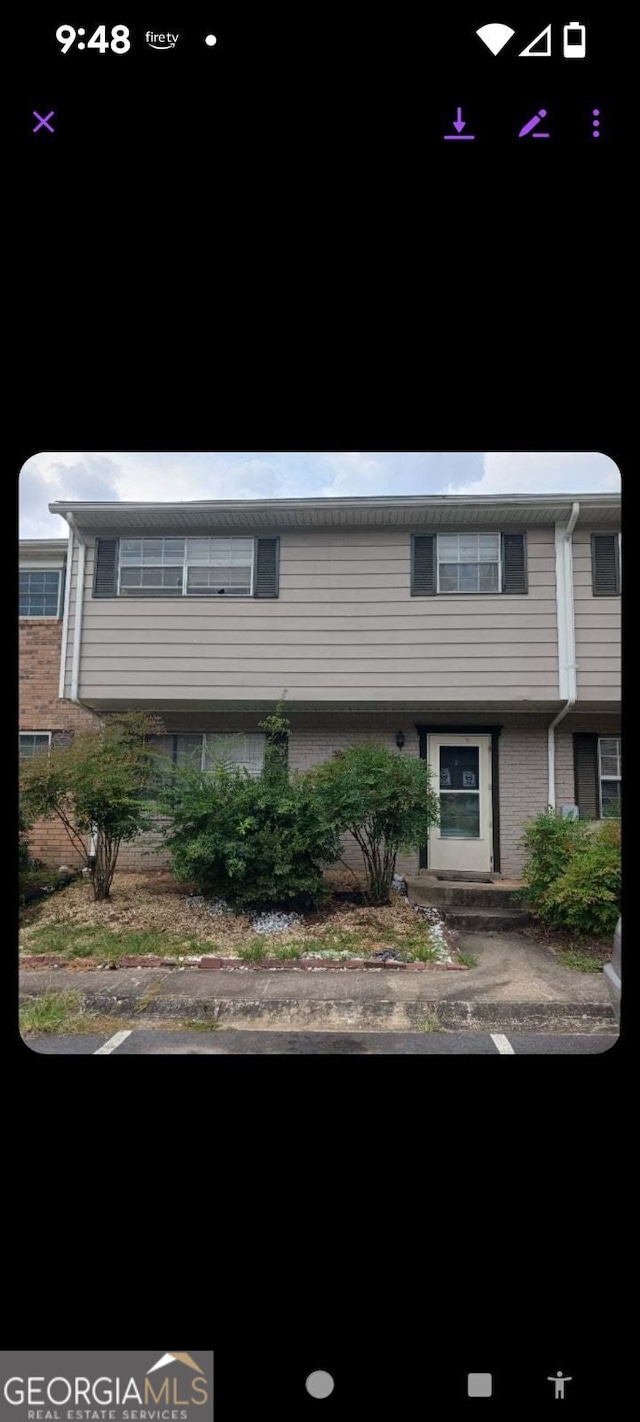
[549,501,579,808]
[67,513,87,703]
[58,523,74,698]
[65,514,96,859]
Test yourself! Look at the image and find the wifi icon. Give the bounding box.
[476,23,515,55]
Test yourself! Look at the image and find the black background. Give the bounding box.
[14,9,622,453]
[214,1344,619,1413]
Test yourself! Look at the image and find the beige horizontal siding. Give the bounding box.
[65,528,560,703]
[81,656,560,674]
[573,528,620,699]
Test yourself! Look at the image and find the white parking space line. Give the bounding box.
[93,1029,132,1055]
[491,1033,515,1054]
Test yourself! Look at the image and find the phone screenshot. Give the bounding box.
[10,14,626,1400]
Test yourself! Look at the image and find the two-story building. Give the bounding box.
[21,492,621,879]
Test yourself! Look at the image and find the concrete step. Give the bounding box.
[445,907,532,931]
[405,877,528,909]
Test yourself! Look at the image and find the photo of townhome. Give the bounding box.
[18,452,621,1055]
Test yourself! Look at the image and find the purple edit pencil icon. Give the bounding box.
[519,108,550,138]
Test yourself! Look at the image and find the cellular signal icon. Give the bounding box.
[475,23,515,55]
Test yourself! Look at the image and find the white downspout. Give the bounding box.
[58,522,74,698]
[66,515,96,861]
[548,501,579,808]
[68,513,87,703]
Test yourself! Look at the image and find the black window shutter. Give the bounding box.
[591,533,620,595]
[573,733,599,818]
[411,535,436,595]
[502,533,528,593]
[93,538,119,597]
[254,537,279,598]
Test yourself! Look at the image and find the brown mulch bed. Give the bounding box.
[519,919,612,964]
[19,868,449,960]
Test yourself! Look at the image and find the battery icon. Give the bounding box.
[563,21,586,58]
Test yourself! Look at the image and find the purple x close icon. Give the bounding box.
[33,110,55,133]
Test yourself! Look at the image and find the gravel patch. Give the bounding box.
[252,910,302,935]
[391,875,407,894]
[411,901,454,964]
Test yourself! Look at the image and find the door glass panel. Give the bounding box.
[440,793,480,838]
[440,746,479,790]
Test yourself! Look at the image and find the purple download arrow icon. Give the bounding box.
[453,107,466,133]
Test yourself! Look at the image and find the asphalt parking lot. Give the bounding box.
[25,1028,618,1054]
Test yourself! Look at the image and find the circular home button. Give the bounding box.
[305,1372,335,1399]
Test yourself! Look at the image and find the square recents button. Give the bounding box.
[468,1374,493,1398]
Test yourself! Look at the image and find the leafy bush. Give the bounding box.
[309,743,440,904]
[521,811,620,937]
[159,764,342,911]
[520,810,586,905]
[20,712,163,900]
[540,823,621,937]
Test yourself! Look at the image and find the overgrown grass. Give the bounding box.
[237,940,268,962]
[421,1014,441,1033]
[556,948,605,974]
[457,952,478,968]
[19,991,124,1037]
[273,943,304,960]
[20,923,206,962]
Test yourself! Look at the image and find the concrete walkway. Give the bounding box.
[20,930,614,1033]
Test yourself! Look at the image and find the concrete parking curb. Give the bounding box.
[19,969,615,1034]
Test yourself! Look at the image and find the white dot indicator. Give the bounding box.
[305,1372,335,1400]
[78,42,85,49]
[78,28,85,35]
[204,34,217,46]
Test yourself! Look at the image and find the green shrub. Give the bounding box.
[521,812,620,937]
[159,764,342,912]
[308,742,440,905]
[20,712,164,900]
[520,810,586,904]
[540,824,621,937]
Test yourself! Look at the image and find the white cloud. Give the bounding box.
[19,452,284,537]
[319,452,386,496]
[445,451,621,497]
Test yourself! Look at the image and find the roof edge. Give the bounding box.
[48,492,620,515]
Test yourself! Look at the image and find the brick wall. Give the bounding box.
[497,726,549,878]
[19,620,98,866]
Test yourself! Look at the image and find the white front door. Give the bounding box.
[427,734,493,872]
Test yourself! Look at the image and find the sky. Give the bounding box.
[19,451,621,538]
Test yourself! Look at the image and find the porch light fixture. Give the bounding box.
[396,731,405,749]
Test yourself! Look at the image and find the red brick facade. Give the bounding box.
[19,619,98,865]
